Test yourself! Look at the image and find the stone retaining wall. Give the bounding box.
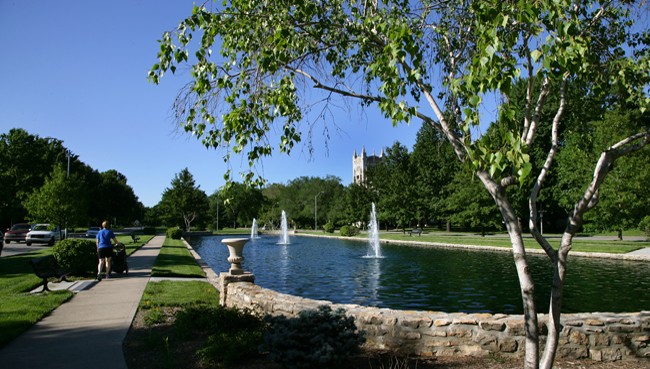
[223,281,650,362]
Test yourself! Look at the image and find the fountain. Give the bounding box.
[251,218,259,239]
[279,210,290,245]
[366,202,382,258]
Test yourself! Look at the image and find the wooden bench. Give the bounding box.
[29,255,72,292]
[409,228,422,236]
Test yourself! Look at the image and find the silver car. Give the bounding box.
[26,224,61,246]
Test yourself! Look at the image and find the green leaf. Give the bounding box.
[530,49,542,63]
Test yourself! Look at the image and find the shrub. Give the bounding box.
[142,227,156,235]
[639,216,650,240]
[52,238,97,275]
[166,227,183,240]
[339,225,359,237]
[323,221,335,233]
[175,306,266,365]
[263,305,365,369]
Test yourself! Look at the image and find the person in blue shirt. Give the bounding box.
[96,220,118,280]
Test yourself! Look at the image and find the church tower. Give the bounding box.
[353,147,384,185]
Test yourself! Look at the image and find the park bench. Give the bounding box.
[29,255,72,292]
[130,233,141,243]
[409,228,422,236]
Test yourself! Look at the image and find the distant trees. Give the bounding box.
[23,165,89,231]
[158,168,209,231]
[0,128,144,229]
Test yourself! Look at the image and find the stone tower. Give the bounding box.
[353,147,384,185]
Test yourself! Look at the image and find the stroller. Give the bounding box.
[111,243,128,274]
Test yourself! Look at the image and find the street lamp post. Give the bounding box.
[314,192,324,230]
[65,150,71,177]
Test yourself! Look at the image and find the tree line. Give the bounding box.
[0,128,144,230]
[4,111,647,235]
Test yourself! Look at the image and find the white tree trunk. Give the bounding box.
[477,170,540,369]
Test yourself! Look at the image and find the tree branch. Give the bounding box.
[529,80,566,260]
[567,129,650,236]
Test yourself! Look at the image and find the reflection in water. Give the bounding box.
[189,235,650,314]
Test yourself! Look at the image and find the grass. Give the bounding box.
[301,229,648,254]
[0,234,151,348]
[126,238,221,369]
[119,234,153,256]
[0,248,74,348]
[151,238,206,278]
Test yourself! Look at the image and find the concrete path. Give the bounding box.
[627,247,650,256]
[0,235,164,369]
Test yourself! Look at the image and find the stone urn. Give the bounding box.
[221,238,249,275]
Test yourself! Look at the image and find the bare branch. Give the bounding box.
[524,77,551,146]
[528,80,566,259]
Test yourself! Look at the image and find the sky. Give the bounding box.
[0,0,423,207]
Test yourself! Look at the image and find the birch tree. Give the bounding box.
[150,1,649,367]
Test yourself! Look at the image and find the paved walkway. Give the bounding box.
[0,235,165,369]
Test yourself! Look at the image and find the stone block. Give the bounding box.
[480,321,506,331]
[599,347,623,362]
[401,316,433,329]
[399,331,422,340]
[434,348,460,357]
[429,339,458,347]
[558,345,589,359]
[459,344,485,356]
[568,330,589,345]
[612,335,628,345]
[430,329,447,337]
[498,338,518,353]
[564,320,584,327]
[359,313,385,325]
[608,325,637,333]
[507,320,525,336]
[591,333,611,347]
[434,319,452,327]
[448,326,473,337]
[452,316,478,325]
[585,318,605,326]
[633,335,650,343]
[473,332,497,350]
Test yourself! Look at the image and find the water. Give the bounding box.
[366,202,382,258]
[279,211,290,244]
[189,235,650,314]
[251,218,259,239]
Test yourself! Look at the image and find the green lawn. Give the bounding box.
[151,238,206,278]
[302,230,647,254]
[0,248,74,348]
[0,234,151,348]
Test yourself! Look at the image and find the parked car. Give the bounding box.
[26,224,61,246]
[85,226,101,238]
[4,223,32,244]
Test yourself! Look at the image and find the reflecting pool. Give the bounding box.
[189,235,650,314]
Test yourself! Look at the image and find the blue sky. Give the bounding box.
[0,0,422,207]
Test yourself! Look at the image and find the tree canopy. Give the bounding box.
[0,128,144,229]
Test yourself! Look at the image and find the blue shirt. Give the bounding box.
[96,229,115,249]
